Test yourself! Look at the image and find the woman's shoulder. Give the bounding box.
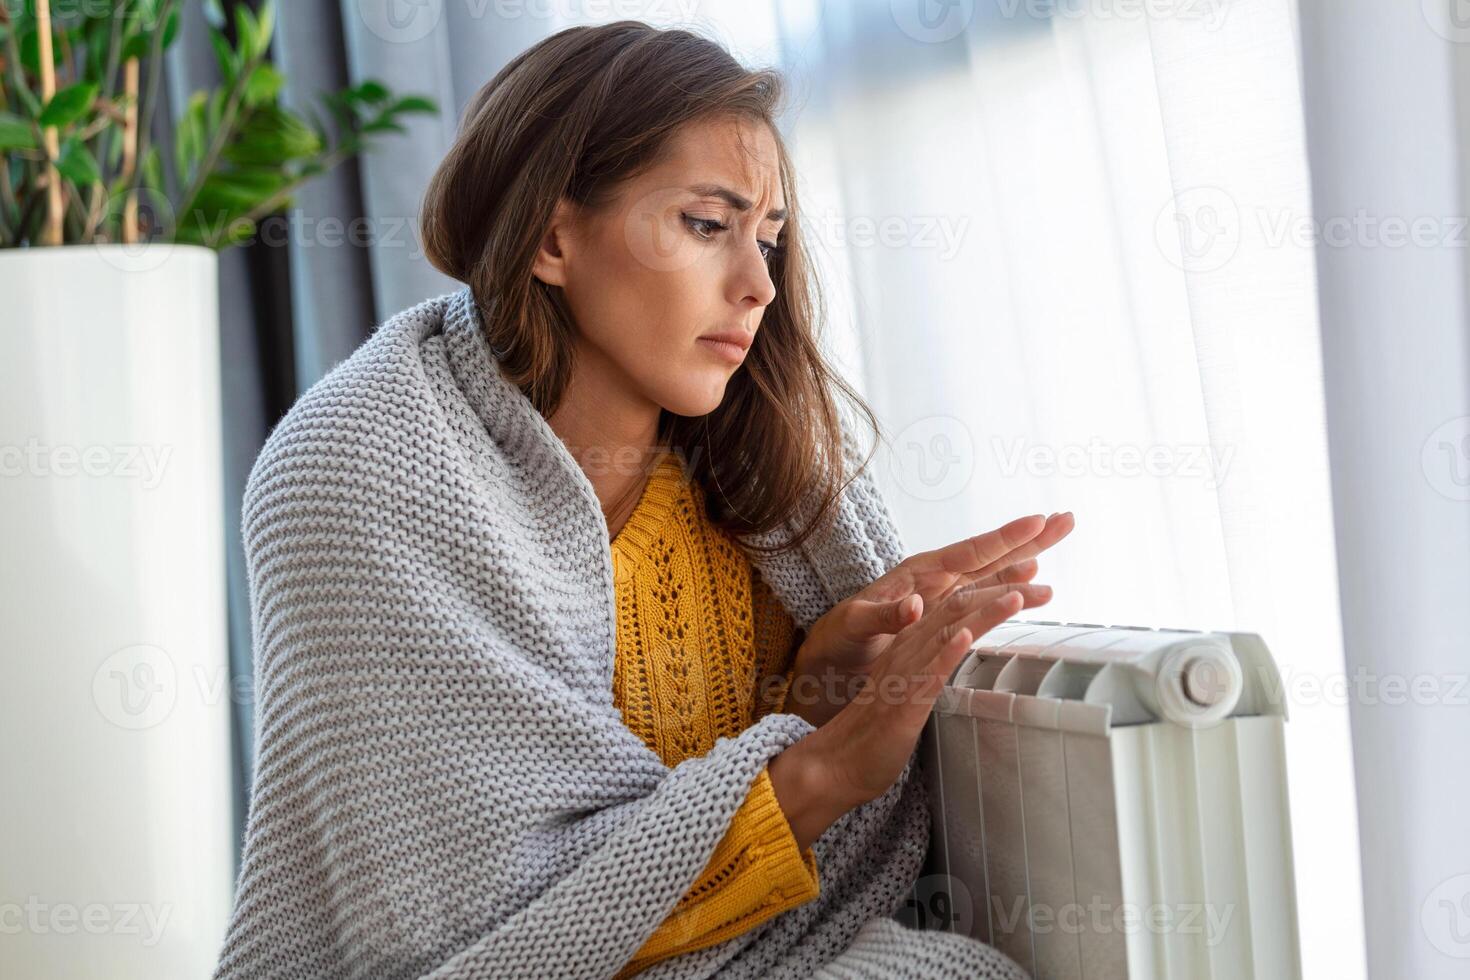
[242,291,464,521]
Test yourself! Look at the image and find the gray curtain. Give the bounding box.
[156,1,559,872]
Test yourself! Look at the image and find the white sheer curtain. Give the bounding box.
[433,1,1366,974]
[611,1,1365,977]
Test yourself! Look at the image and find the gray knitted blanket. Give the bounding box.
[213,286,1027,980]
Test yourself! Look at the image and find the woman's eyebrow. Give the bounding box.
[687,183,787,223]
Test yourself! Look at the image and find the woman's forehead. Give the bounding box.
[655,119,786,208]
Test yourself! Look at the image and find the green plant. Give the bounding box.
[0,0,437,249]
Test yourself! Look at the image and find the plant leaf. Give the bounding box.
[174,90,209,187]
[387,95,438,115]
[224,105,322,165]
[56,137,102,187]
[208,26,237,84]
[256,0,277,52]
[0,112,37,150]
[323,91,363,128]
[243,64,285,108]
[350,80,390,105]
[234,4,259,62]
[39,82,98,129]
[360,119,408,135]
[198,167,289,209]
[203,0,226,29]
[121,31,150,62]
[84,17,110,80]
[19,22,41,76]
[207,89,227,134]
[107,126,124,169]
[180,167,287,248]
[160,9,181,51]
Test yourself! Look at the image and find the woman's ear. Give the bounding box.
[531,198,578,288]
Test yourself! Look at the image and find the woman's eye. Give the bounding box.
[683,214,783,263]
[684,215,727,239]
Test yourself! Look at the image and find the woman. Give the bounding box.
[214,20,1073,980]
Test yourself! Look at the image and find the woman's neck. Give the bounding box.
[544,364,664,541]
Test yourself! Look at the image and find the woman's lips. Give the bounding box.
[696,337,748,364]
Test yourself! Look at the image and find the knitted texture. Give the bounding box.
[609,451,801,763]
[213,285,1029,980]
[609,451,818,977]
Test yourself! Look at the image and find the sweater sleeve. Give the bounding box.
[608,620,817,980]
[611,763,820,979]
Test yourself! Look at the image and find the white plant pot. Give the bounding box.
[0,244,233,978]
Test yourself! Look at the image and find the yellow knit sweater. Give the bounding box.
[608,451,820,978]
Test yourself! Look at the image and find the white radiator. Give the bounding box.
[905,621,1302,980]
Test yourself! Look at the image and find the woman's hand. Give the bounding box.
[781,511,1074,727]
[777,594,923,728]
[768,577,1053,850]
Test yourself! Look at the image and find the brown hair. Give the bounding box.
[420,19,884,557]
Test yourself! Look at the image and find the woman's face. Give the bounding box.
[533,115,786,420]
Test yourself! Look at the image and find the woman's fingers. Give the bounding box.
[897,511,1073,603]
[890,580,1050,678]
[996,557,1040,585]
[936,590,1025,682]
[903,514,1048,579]
[927,579,1050,641]
[934,583,1049,660]
[895,590,1026,710]
[964,512,1075,583]
[821,585,1048,810]
[935,556,1039,604]
[843,593,921,637]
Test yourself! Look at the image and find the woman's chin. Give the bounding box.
[660,373,734,417]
